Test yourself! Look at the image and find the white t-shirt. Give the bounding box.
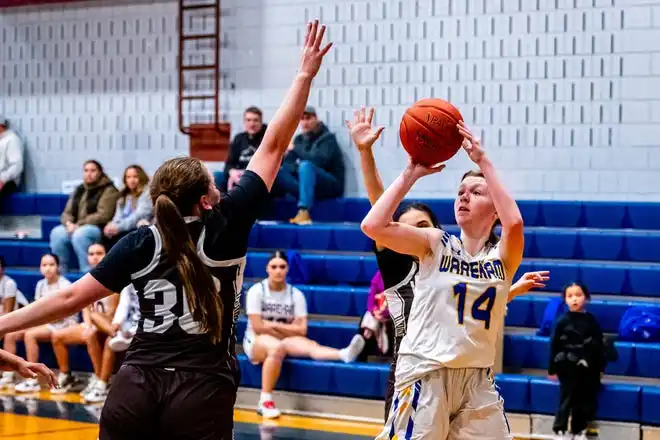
[35,276,79,329]
[244,280,307,340]
[0,275,28,313]
[112,284,140,334]
[395,231,512,388]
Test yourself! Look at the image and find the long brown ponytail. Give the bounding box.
[151,158,223,343]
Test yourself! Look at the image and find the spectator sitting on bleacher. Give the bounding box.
[549,282,605,440]
[243,251,364,419]
[102,165,152,249]
[272,106,344,225]
[0,117,24,208]
[222,106,267,192]
[0,256,28,317]
[354,270,394,361]
[49,244,119,395]
[82,283,140,404]
[1,253,77,392]
[50,160,119,272]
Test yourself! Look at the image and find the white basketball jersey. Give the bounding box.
[244,280,307,340]
[395,231,511,387]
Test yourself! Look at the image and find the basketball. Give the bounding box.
[399,99,464,166]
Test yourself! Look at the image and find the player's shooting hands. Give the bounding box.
[346,106,385,152]
[405,161,446,181]
[457,121,486,165]
[299,20,332,79]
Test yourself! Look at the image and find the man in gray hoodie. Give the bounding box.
[0,118,24,209]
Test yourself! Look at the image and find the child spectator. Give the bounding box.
[83,284,140,403]
[354,271,394,361]
[549,282,605,440]
[2,254,77,392]
[0,256,28,316]
[50,244,118,395]
[102,165,152,249]
[50,160,118,272]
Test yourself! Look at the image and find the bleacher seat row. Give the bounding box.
[3,242,660,296]
[38,217,660,262]
[4,193,660,230]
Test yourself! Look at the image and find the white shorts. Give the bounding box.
[242,333,258,364]
[47,316,78,332]
[376,368,512,440]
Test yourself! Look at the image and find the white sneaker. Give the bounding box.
[338,334,366,363]
[257,400,281,419]
[0,372,15,389]
[14,378,40,393]
[50,372,76,394]
[108,333,132,352]
[80,376,98,397]
[574,431,587,440]
[83,383,108,403]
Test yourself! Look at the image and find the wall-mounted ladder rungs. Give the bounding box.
[181,95,216,101]
[181,64,216,71]
[182,34,216,41]
[181,3,217,11]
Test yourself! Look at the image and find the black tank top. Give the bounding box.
[90,171,268,385]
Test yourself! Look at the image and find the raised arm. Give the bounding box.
[246,20,332,191]
[458,121,524,276]
[361,163,445,260]
[347,107,386,206]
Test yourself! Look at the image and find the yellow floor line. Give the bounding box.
[235,409,382,436]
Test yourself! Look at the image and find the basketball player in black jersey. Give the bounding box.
[347,107,549,420]
[0,20,332,440]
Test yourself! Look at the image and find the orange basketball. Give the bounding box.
[399,99,464,166]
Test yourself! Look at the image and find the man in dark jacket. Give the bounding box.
[221,106,267,192]
[49,160,118,272]
[273,106,344,225]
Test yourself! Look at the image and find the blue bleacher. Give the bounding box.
[4,242,660,296]
[4,193,660,426]
[4,193,660,230]
[502,334,660,380]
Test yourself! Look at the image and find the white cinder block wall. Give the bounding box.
[1,0,660,200]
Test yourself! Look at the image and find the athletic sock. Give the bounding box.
[260,392,273,403]
[339,334,366,363]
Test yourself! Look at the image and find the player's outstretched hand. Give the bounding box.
[17,361,58,388]
[457,121,486,165]
[346,106,385,151]
[510,271,550,299]
[299,20,332,78]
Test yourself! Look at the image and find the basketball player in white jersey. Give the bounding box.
[348,107,547,423]
[362,121,524,440]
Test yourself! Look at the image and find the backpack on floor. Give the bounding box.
[537,297,568,337]
[618,306,660,343]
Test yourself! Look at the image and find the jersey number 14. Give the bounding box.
[453,283,496,330]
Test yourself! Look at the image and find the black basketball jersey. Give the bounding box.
[374,246,417,355]
[90,170,268,383]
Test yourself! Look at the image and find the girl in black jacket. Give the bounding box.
[549,282,605,439]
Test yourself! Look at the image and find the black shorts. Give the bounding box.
[100,364,238,440]
[384,357,396,422]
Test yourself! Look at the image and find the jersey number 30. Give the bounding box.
[453,283,496,330]
[142,278,221,334]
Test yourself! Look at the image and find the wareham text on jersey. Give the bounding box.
[438,255,506,281]
[262,302,295,317]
